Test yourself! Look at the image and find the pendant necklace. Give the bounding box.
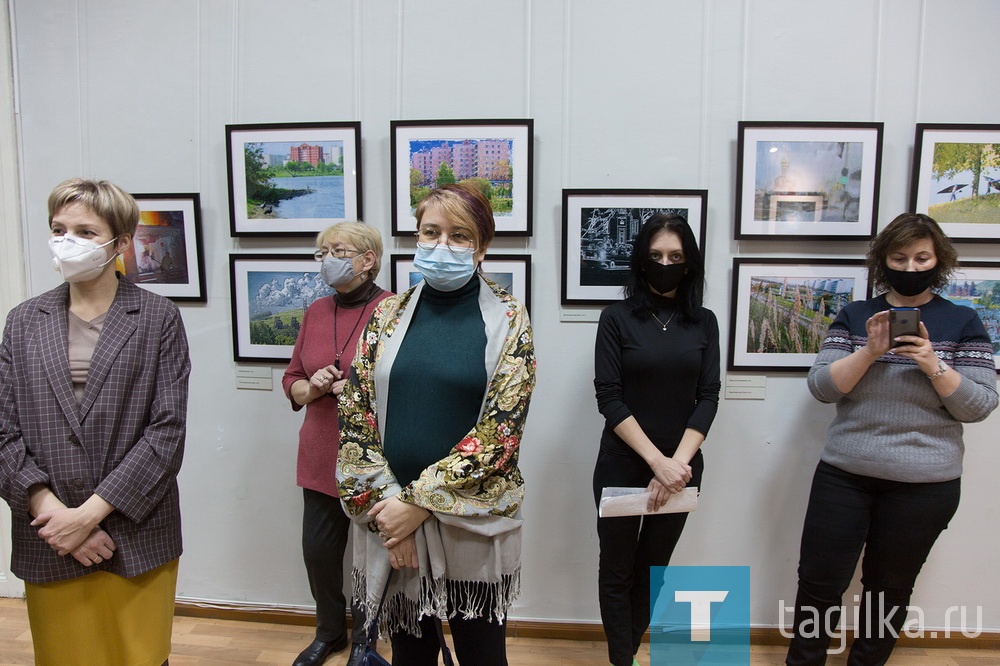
[333,294,375,370]
[650,309,676,332]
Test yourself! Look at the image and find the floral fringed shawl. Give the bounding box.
[337,276,536,636]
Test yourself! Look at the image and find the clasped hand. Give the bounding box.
[648,455,691,498]
[32,507,116,566]
[369,496,430,548]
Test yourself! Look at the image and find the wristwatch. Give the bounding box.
[926,358,949,380]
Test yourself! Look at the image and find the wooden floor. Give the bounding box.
[1,598,998,665]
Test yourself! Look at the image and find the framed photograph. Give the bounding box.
[120,193,206,302]
[937,261,1000,370]
[226,121,362,237]
[229,254,335,363]
[390,253,531,313]
[735,121,883,240]
[909,124,1000,242]
[561,189,707,306]
[390,119,533,237]
[728,258,869,372]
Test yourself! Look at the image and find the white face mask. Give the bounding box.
[48,234,118,283]
[413,242,476,291]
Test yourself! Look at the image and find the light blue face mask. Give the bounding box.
[413,242,476,291]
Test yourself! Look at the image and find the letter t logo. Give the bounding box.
[674,590,729,641]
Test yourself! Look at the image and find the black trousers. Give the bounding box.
[593,449,704,666]
[302,488,366,645]
[388,581,508,666]
[785,461,960,666]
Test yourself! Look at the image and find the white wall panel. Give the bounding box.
[6,0,1000,633]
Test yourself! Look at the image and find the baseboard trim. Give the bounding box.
[173,601,1000,649]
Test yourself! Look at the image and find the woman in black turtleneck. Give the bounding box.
[593,212,721,666]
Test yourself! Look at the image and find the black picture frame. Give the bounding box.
[390,253,532,314]
[226,121,363,237]
[735,121,883,241]
[125,193,206,303]
[229,253,334,363]
[390,119,534,237]
[728,257,870,372]
[908,123,1000,243]
[561,189,708,306]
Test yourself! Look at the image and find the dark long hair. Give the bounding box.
[623,213,705,323]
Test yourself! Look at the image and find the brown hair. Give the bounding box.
[867,213,958,293]
[414,183,495,249]
[47,178,139,238]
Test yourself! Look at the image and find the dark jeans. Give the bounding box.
[389,586,507,666]
[785,461,960,666]
[593,449,704,666]
[302,488,366,646]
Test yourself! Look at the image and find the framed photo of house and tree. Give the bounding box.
[735,121,883,241]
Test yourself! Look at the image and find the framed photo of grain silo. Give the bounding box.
[560,189,708,306]
[728,258,869,372]
[390,119,534,237]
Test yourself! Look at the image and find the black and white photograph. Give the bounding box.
[561,189,707,305]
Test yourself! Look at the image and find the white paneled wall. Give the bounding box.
[5,0,999,629]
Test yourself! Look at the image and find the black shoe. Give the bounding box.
[292,636,348,666]
[345,643,367,666]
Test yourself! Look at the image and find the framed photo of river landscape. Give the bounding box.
[390,119,533,237]
[728,258,869,372]
[121,193,206,302]
[909,124,1000,242]
[228,254,335,363]
[390,254,531,314]
[735,122,883,241]
[561,189,707,306]
[226,122,362,237]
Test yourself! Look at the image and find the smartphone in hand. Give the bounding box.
[889,308,920,348]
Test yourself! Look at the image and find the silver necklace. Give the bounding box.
[650,309,676,331]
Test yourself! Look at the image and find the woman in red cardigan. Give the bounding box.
[282,221,390,666]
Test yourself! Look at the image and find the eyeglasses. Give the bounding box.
[314,248,361,261]
[414,227,477,254]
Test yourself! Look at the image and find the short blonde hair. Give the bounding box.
[47,178,139,238]
[315,221,384,279]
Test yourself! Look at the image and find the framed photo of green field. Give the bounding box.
[390,119,533,237]
[909,124,1000,242]
[226,121,362,237]
[936,261,1000,370]
[229,254,334,363]
[735,121,883,241]
[728,258,869,371]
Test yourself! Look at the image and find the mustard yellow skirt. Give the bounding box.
[24,559,178,666]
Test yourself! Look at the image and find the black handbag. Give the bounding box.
[359,571,455,666]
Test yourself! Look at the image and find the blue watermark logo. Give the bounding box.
[650,566,750,665]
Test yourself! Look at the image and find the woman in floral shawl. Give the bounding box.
[337,183,535,666]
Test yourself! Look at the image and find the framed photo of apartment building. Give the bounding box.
[390,119,534,237]
[226,121,362,237]
[735,121,883,241]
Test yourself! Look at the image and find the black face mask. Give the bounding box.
[643,260,686,295]
[883,265,938,297]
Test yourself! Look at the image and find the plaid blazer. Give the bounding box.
[0,279,190,583]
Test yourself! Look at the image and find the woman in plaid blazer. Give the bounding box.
[0,178,190,666]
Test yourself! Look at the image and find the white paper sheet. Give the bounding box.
[598,486,699,518]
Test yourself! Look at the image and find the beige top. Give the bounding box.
[67,310,106,403]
